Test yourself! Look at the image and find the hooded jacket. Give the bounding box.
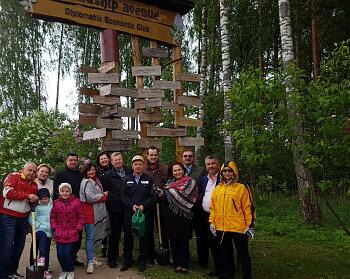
[209,161,255,234]
[28,199,53,238]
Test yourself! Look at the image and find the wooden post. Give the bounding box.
[173,46,185,161]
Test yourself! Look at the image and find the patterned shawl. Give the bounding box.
[165,176,197,220]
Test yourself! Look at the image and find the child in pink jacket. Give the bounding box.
[50,183,85,279]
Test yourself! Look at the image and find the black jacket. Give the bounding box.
[53,166,83,200]
[121,173,157,217]
[103,167,132,213]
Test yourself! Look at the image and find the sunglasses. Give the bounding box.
[183,155,193,157]
[222,169,233,173]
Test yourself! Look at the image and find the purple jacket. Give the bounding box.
[50,195,85,244]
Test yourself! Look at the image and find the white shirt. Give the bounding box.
[202,174,218,213]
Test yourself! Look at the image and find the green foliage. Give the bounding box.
[0,110,99,182]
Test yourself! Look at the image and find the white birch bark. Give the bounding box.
[219,0,233,161]
[278,0,320,224]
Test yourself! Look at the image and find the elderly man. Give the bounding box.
[103,152,132,268]
[0,162,39,279]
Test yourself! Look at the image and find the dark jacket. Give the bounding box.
[96,165,112,191]
[120,173,157,217]
[186,164,205,186]
[53,166,83,200]
[104,167,132,213]
[144,162,169,190]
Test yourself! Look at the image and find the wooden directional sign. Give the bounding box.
[147,127,187,137]
[177,117,203,127]
[142,47,168,58]
[115,107,138,118]
[138,138,162,149]
[80,65,98,73]
[98,61,116,73]
[139,111,164,123]
[135,98,162,109]
[162,101,179,111]
[80,87,99,96]
[83,128,107,140]
[137,89,164,98]
[93,96,120,106]
[178,95,201,107]
[96,117,123,129]
[79,114,97,125]
[79,103,100,114]
[99,105,119,118]
[152,80,181,90]
[102,139,133,152]
[179,136,204,146]
[88,73,119,84]
[132,66,161,77]
[111,130,139,139]
[100,84,137,97]
[176,72,201,83]
[27,0,179,45]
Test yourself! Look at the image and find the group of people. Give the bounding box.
[0,147,256,279]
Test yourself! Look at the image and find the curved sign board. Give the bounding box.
[24,0,183,45]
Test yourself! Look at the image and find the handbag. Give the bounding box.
[132,208,145,237]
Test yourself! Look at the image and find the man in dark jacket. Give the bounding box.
[53,152,84,266]
[103,152,132,268]
[120,155,157,272]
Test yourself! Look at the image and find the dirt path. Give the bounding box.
[18,235,144,279]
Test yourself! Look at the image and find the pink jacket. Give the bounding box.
[50,195,85,244]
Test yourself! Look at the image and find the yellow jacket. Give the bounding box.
[209,161,254,234]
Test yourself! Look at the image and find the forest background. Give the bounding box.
[0,0,349,277]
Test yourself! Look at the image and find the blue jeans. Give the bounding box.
[0,214,27,278]
[56,243,74,272]
[37,231,52,271]
[85,224,95,264]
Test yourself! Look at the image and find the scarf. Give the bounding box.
[165,176,197,220]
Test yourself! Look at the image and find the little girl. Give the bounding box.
[28,188,53,276]
[50,183,85,279]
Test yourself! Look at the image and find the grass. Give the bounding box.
[140,194,350,278]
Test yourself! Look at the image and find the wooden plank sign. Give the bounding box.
[100,84,137,98]
[102,139,133,152]
[88,73,119,84]
[179,137,204,146]
[138,138,162,149]
[147,127,187,137]
[176,73,201,83]
[111,130,139,140]
[137,89,165,98]
[78,103,100,114]
[83,128,107,141]
[162,101,179,111]
[80,87,99,96]
[98,61,116,73]
[96,117,123,129]
[139,111,164,123]
[93,96,120,106]
[178,95,201,107]
[152,80,181,90]
[177,117,203,127]
[132,66,161,77]
[135,98,162,109]
[115,107,138,118]
[80,65,98,73]
[79,114,97,125]
[142,47,168,58]
[99,105,118,118]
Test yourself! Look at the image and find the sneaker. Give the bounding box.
[58,272,67,279]
[86,263,94,274]
[66,272,74,279]
[93,258,102,266]
[10,272,24,278]
[38,257,45,267]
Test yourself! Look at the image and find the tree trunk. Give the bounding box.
[219,0,234,161]
[278,0,321,224]
[311,0,320,79]
[55,23,64,110]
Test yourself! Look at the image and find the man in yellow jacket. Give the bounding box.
[209,161,255,279]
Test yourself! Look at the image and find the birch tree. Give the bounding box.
[278,0,321,224]
[219,0,233,161]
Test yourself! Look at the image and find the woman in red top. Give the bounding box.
[79,163,109,274]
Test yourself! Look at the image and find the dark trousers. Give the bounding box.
[170,238,190,268]
[123,214,151,266]
[0,214,27,278]
[217,231,251,279]
[193,203,208,267]
[107,211,124,263]
[57,243,75,272]
[147,205,156,262]
[30,231,51,271]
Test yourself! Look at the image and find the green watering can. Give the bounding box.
[132,208,145,237]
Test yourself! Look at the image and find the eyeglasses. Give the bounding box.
[183,155,193,158]
[222,169,233,173]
